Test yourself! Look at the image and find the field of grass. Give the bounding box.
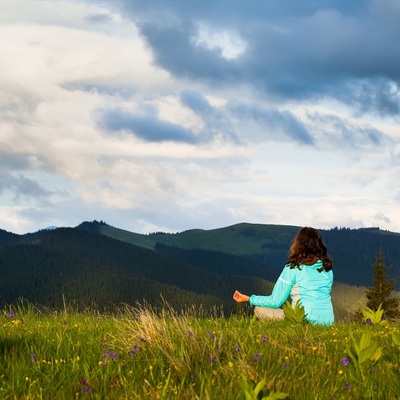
[1,302,400,399]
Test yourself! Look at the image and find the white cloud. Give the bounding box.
[1,0,400,236]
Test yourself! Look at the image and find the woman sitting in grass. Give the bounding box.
[233,227,334,325]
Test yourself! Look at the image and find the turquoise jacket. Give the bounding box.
[249,260,334,325]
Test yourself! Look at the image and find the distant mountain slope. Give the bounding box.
[2,221,400,320]
[78,221,400,289]
[0,227,273,312]
[78,221,299,255]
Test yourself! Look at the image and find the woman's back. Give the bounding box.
[293,260,334,325]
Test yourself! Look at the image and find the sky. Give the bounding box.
[1,0,400,235]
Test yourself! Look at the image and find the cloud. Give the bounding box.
[1,0,400,237]
[227,103,314,145]
[0,173,52,202]
[99,108,197,143]
[307,112,391,149]
[117,0,400,117]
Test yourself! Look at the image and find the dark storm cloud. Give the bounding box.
[138,21,239,83]
[117,0,365,25]
[115,0,400,117]
[99,108,197,143]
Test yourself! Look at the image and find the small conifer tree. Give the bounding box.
[365,249,400,320]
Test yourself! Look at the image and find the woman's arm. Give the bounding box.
[249,266,296,308]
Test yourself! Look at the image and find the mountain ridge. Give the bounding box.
[1,221,399,321]
[76,220,400,289]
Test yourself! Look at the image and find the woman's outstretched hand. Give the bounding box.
[233,290,250,303]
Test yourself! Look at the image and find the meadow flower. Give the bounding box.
[261,335,267,343]
[9,311,14,318]
[344,383,351,389]
[253,352,262,362]
[208,355,217,363]
[30,353,37,363]
[81,379,91,394]
[129,344,138,356]
[233,344,241,352]
[207,331,216,339]
[341,357,349,367]
[104,350,118,360]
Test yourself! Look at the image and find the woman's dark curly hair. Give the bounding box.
[286,227,332,272]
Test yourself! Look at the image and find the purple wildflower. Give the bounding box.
[129,344,138,356]
[344,383,351,389]
[81,379,91,394]
[104,350,118,360]
[207,331,216,339]
[30,353,37,363]
[261,335,267,343]
[341,357,349,367]
[233,344,241,352]
[9,311,14,318]
[365,318,373,325]
[253,352,262,362]
[208,355,217,363]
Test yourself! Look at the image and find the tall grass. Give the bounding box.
[1,301,399,399]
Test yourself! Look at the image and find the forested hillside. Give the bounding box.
[78,221,400,289]
[1,221,400,320]
[0,228,273,312]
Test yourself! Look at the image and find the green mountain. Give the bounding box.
[0,227,273,314]
[77,221,400,289]
[1,221,400,321]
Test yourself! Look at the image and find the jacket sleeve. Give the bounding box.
[249,266,296,308]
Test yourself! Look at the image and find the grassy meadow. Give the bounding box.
[1,302,400,399]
